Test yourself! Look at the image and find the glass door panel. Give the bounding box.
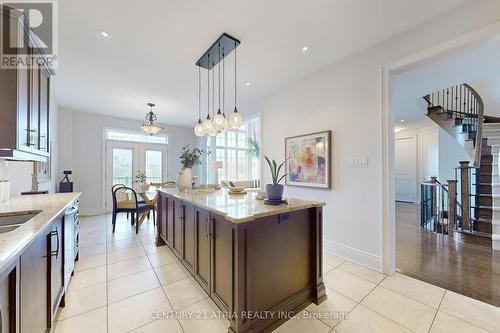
[145,150,163,183]
[112,148,134,187]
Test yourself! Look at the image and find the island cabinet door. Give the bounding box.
[194,207,211,294]
[166,196,174,247]
[172,198,184,259]
[182,203,195,274]
[158,192,168,242]
[210,214,233,313]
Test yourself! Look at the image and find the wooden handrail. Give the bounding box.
[464,84,484,167]
[424,83,484,167]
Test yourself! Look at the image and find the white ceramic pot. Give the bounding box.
[176,168,192,190]
[140,182,149,192]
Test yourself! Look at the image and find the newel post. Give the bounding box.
[459,161,470,231]
[431,177,438,224]
[447,180,457,237]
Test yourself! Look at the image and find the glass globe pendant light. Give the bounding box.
[229,41,243,129]
[194,67,205,137]
[213,44,226,131]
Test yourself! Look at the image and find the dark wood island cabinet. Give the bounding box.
[156,188,326,333]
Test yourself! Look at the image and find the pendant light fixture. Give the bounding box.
[141,103,163,136]
[194,34,243,135]
[202,55,214,134]
[208,59,217,136]
[194,67,205,137]
[213,43,226,131]
[229,40,243,129]
[222,48,230,132]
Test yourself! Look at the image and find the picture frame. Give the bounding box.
[285,130,331,189]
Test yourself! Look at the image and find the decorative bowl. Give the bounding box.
[228,187,245,193]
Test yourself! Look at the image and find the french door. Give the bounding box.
[106,140,168,211]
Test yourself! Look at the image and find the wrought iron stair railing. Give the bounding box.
[423,83,484,167]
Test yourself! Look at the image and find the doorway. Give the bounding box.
[105,140,168,211]
[395,136,417,202]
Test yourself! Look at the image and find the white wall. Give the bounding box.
[57,108,196,215]
[247,0,500,270]
[438,128,471,182]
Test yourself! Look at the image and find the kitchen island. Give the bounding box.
[155,188,326,333]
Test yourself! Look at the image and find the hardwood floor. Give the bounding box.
[396,201,500,307]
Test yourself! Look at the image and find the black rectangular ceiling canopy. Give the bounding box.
[196,33,240,70]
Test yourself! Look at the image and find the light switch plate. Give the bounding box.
[350,158,368,167]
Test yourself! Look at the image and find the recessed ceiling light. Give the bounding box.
[245,82,251,87]
[400,119,405,122]
[302,46,309,52]
[97,30,111,38]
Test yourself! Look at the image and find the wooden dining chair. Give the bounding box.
[112,186,155,233]
[112,184,130,219]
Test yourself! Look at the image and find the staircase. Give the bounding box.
[422,84,500,250]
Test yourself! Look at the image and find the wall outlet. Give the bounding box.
[351,158,368,167]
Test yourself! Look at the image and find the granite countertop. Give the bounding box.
[0,192,81,274]
[158,188,325,223]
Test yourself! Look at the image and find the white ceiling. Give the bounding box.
[56,0,469,126]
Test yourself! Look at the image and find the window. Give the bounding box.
[106,128,168,144]
[206,117,260,182]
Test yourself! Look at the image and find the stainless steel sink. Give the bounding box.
[0,211,41,234]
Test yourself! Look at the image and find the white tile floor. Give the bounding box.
[53,214,500,333]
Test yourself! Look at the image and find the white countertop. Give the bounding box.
[158,188,325,223]
[0,192,81,274]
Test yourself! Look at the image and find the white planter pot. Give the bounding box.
[140,182,150,192]
[176,168,192,190]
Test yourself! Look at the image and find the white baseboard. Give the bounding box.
[324,239,382,272]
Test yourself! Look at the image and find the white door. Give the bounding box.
[395,137,417,202]
[105,141,168,211]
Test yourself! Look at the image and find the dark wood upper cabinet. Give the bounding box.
[0,5,53,161]
[38,69,50,153]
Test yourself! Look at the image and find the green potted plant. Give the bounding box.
[264,156,288,201]
[177,145,208,189]
[134,171,149,192]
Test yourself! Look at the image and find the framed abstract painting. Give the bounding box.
[285,130,331,189]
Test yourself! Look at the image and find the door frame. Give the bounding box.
[394,136,417,203]
[101,127,169,214]
[105,140,139,212]
[381,22,500,274]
